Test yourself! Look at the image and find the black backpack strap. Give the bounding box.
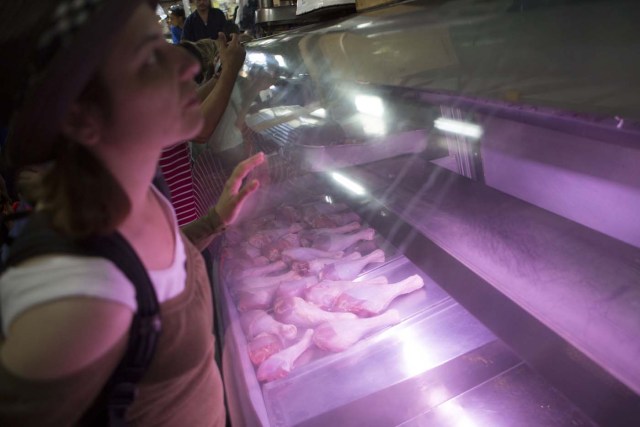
[3,212,161,426]
[3,211,79,269]
[82,232,161,426]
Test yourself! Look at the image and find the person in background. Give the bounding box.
[160,33,245,227]
[238,0,258,35]
[167,4,186,44]
[0,0,264,425]
[0,165,45,262]
[179,38,220,85]
[182,0,228,42]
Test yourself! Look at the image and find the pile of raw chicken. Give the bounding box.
[221,200,425,383]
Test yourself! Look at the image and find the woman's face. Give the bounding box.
[94,4,202,151]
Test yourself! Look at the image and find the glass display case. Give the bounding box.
[195,0,640,425]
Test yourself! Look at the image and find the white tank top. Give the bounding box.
[0,188,188,336]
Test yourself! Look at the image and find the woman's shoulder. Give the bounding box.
[0,254,136,336]
[0,255,135,380]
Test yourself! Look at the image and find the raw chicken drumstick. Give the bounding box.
[276,204,302,222]
[313,309,401,352]
[234,260,287,280]
[304,210,359,229]
[236,272,320,311]
[261,233,301,261]
[301,201,348,217]
[344,238,379,256]
[333,274,425,317]
[301,221,361,241]
[312,228,375,252]
[248,223,304,249]
[240,309,297,341]
[304,276,389,310]
[320,249,385,281]
[294,252,362,276]
[233,242,262,259]
[281,247,344,262]
[257,329,315,382]
[233,270,300,292]
[247,333,284,366]
[236,285,280,312]
[273,296,356,328]
[324,211,361,226]
[274,276,320,300]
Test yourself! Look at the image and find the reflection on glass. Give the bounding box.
[359,113,387,136]
[437,400,479,427]
[300,116,321,125]
[330,172,367,196]
[310,108,327,118]
[355,95,386,135]
[247,52,267,66]
[355,94,385,117]
[274,54,287,68]
[255,38,278,46]
[434,117,483,139]
[426,385,450,408]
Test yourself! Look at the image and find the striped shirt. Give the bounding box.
[159,142,198,226]
[193,149,228,218]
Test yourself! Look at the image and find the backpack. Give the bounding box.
[0,177,168,426]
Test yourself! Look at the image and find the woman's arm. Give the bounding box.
[0,292,131,425]
[179,207,226,252]
[1,296,131,380]
[181,152,265,250]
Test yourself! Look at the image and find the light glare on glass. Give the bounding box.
[355,94,384,117]
[310,108,327,118]
[330,172,366,196]
[274,54,287,68]
[359,114,386,136]
[434,117,483,139]
[247,52,267,66]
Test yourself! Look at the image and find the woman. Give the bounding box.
[0,0,263,425]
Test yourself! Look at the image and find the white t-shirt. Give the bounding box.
[0,188,187,336]
[205,86,243,154]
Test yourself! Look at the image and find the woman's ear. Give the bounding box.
[60,102,102,147]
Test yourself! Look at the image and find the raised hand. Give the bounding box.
[216,32,246,75]
[214,152,265,226]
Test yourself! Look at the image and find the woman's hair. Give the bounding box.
[37,77,131,239]
[179,39,219,84]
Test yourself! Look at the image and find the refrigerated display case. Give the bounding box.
[196,0,640,425]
